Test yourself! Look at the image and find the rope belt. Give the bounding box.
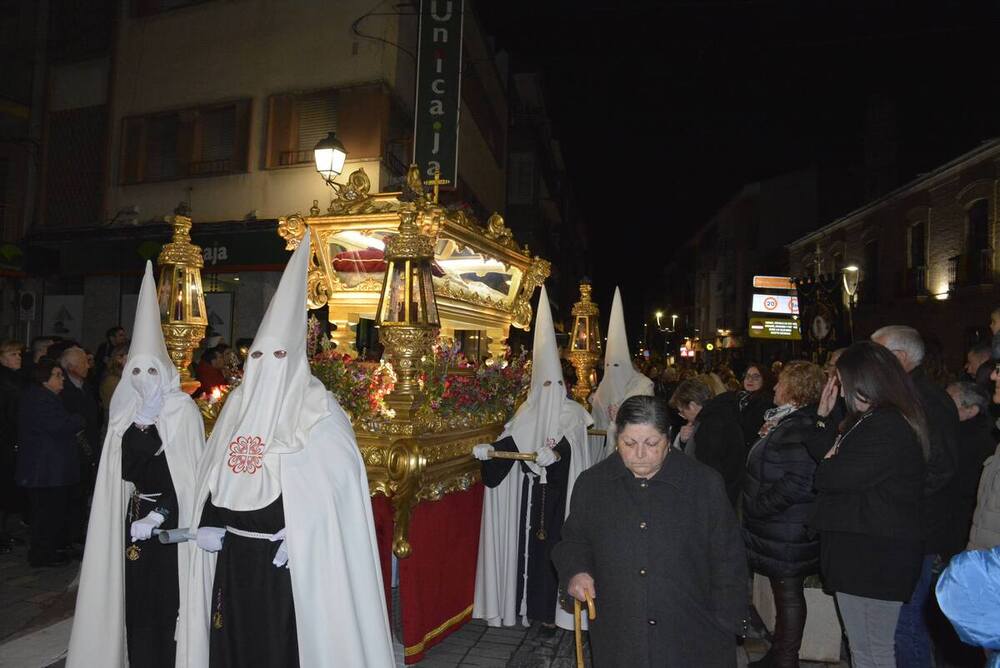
[224,526,289,568]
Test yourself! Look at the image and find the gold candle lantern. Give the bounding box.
[568,280,601,405]
[157,208,208,394]
[376,166,442,415]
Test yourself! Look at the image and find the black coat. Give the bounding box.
[910,365,960,555]
[681,396,746,506]
[951,412,996,555]
[60,375,102,459]
[15,385,84,488]
[0,366,22,509]
[808,408,925,601]
[553,452,747,668]
[719,389,775,449]
[742,406,820,578]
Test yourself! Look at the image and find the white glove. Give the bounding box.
[196,526,226,552]
[270,528,289,569]
[472,444,494,461]
[535,446,559,467]
[133,385,165,426]
[130,511,165,541]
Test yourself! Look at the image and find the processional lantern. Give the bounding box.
[568,280,601,405]
[157,205,208,393]
[842,264,861,306]
[376,164,442,400]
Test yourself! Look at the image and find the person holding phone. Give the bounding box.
[808,342,927,668]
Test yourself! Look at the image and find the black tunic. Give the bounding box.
[121,424,179,668]
[480,435,571,624]
[202,494,298,667]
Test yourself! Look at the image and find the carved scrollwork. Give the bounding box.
[484,213,518,251]
[278,214,307,250]
[510,257,552,330]
[327,168,398,215]
[387,438,426,558]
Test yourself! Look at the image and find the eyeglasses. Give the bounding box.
[744,373,762,380]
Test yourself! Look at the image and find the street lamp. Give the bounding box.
[842,265,861,342]
[671,313,678,330]
[313,131,348,187]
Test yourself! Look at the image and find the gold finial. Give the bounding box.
[423,167,451,205]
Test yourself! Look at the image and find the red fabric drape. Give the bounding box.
[371,495,395,618]
[400,484,485,663]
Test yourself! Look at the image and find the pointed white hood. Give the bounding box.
[67,261,205,668]
[206,229,329,511]
[589,287,653,458]
[502,286,589,475]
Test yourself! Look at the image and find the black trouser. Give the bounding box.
[26,485,73,564]
[769,575,807,668]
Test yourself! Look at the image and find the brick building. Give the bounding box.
[788,139,1000,369]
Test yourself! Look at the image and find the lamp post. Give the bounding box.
[376,165,442,415]
[842,265,861,342]
[313,131,347,188]
[568,280,601,406]
[157,206,208,393]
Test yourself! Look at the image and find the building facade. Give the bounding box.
[4,0,514,352]
[788,139,1000,368]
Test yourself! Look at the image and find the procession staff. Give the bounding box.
[473,285,594,631]
[183,230,394,667]
[589,287,653,461]
[67,262,205,668]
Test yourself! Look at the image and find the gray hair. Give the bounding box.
[59,345,86,369]
[871,325,925,366]
[948,381,989,415]
[615,395,672,438]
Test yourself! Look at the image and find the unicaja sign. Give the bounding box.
[413,0,464,186]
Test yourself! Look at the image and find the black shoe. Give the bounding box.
[749,652,774,668]
[538,623,558,638]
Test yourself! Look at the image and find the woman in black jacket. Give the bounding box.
[721,362,776,449]
[670,378,746,506]
[808,342,927,668]
[15,359,84,567]
[742,361,825,668]
[0,340,24,550]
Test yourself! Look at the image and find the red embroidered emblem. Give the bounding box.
[228,436,264,474]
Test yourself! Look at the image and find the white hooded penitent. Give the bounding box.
[590,287,653,459]
[473,284,593,631]
[183,229,395,667]
[67,261,205,668]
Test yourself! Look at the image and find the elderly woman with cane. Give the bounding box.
[553,395,747,666]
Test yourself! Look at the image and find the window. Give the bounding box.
[119,100,250,185]
[909,221,927,268]
[265,90,337,169]
[508,153,535,205]
[967,200,991,284]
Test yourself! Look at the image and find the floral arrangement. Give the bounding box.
[305,316,531,426]
[416,342,530,421]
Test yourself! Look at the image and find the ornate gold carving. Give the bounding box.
[384,205,437,259]
[278,214,307,250]
[158,214,204,267]
[484,213,517,250]
[511,257,552,330]
[327,168,397,215]
[161,323,206,391]
[569,282,601,405]
[379,324,437,395]
[432,277,509,311]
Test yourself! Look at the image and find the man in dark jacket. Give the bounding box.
[946,382,996,552]
[670,379,745,506]
[872,325,960,667]
[59,346,101,464]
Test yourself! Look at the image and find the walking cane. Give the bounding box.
[574,591,596,668]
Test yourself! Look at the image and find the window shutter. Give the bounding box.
[296,90,337,154]
[198,105,236,172]
[145,114,180,181]
[266,94,295,168]
[234,99,251,171]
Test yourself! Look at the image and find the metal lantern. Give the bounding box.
[157,209,208,392]
[313,131,348,186]
[376,173,441,398]
[568,280,601,405]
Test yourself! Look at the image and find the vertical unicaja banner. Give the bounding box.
[413,0,464,185]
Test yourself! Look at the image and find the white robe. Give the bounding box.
[66,394,204,668]
[590,373,655,460]
[182,394,394,668]
[473,403,593,631]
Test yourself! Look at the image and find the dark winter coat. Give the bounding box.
[911,365,961,555]
[808,408,925,601]
[719,389,775,449]
[742,405,820,578]
[553,451,747,668]
[681,396,746,506]
[15,384,84,488]
[952,412,997,555]
[60,375,102,460]
[0,365,22,509]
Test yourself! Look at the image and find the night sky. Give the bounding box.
[477,0,1000,326]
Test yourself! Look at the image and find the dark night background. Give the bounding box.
[478,0,1000,326]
